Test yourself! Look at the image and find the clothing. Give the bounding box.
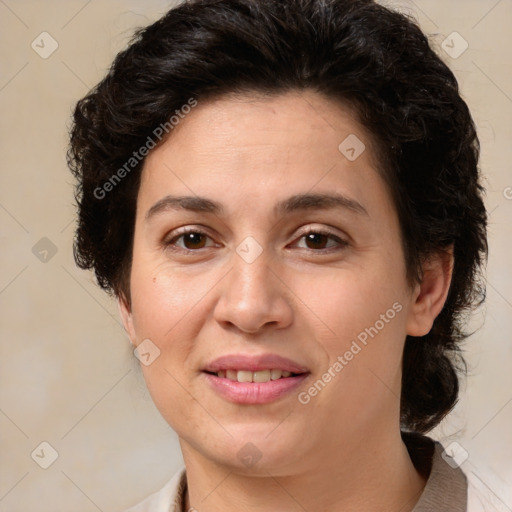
[123,434,507,512]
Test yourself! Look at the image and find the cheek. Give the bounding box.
[296,261,406,337]
[300,278,407,429]
[129,255,205,341]
[293,261,409,391]
[129,266,209,431]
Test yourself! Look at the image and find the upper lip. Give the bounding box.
[203,354,310,374]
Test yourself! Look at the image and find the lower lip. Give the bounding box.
[202,372,309,404]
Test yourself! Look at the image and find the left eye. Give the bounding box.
[293,231,348,251]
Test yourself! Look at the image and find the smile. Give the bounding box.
[212,369,296,382]
[202,353,310,404]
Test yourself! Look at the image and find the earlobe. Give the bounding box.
[406,246,454,337]
[118,294,137,346]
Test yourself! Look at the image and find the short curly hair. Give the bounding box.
[68,0,488,433]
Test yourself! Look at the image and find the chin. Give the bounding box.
[184,427,302,474]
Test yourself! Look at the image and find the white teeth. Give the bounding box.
[237,371,253,383]
[217,369,295,382]
[226,370,237,380]
[270,369,283,380]
[253,370,271,383]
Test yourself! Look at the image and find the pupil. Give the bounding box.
[306,233,326,249]
[185,233,205,249]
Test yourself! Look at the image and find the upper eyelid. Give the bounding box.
[165,225,344,239]
[294,224,345,238]
[163,226,216,245]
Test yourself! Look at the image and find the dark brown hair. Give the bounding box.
[68,0,488,433]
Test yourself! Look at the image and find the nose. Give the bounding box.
[213,250,294,335]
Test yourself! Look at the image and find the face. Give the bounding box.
[120,90,444,476]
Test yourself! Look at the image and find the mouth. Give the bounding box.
[204,369,303,382]
[202,354,310,404]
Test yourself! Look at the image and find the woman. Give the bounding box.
[68,0,491,510]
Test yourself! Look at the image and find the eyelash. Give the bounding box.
[163,226,349,254]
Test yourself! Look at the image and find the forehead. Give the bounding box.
[138,90,392,219]
[150,91,371,160]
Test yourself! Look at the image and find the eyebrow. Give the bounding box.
[145,192,369,221]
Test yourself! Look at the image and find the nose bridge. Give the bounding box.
[233,250,272,298]
[231,234,274,298]
[214,240,293,333]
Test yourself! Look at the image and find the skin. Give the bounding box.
[119,90,453,511]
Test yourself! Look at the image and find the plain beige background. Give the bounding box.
[0,1,511,510]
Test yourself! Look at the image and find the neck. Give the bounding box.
[180,428,426,512]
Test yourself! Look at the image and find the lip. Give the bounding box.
[202,353,310,405]
[203,353,309,373]
[202,372,309,404]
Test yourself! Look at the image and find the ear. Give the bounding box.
[406,246,454,337]
[118,294,137,346]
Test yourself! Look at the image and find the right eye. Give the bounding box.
[164,228,217,252]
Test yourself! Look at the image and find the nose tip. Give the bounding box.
[213,255,293,335]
